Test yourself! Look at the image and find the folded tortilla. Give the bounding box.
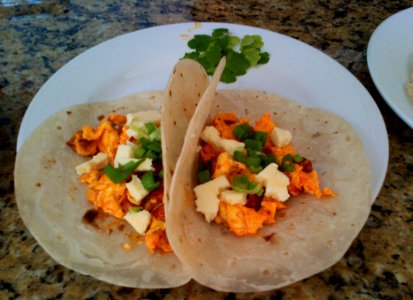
[166,86,372,290]
[14,59,210,288]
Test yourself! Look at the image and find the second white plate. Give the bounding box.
[367,7,413,128]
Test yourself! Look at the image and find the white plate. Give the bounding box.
[17,22,388,200]
[367,7,413,128]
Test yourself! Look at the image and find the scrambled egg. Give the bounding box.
[69,114,171,254]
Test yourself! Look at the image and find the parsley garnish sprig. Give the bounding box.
[183,28,270,83]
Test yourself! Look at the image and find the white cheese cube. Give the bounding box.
[136,158,154,172]
[256,163,290,201]
[270,127,292,148]
[126,141,138,151]
[126,110,161,127]
[200,126,245,156]
[126,175,149,204]
[114,144,135,167]
[116,157,138,167]
[116,157,154,172]
[75,152,109,175]
[220,190,247,205]
[126,128,139,139]
[194,175,231,222]
[124,209,151,235]
[126,122,146,139]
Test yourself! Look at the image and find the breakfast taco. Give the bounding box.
[166,70,372,291]
[14,59,210,288]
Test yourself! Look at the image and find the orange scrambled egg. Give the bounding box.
[68,114,171,254]
[199,112,335,236]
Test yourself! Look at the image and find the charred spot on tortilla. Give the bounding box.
[179,72,183,77]
[36,182,42,187]
[42,158,57,169]
[82,209,100,228]
[57,126,62,130]
[262,269,270,276]
[169,89,172,96]
[263,233,275,242]
[97,115,105,121]
[66,111,72,115]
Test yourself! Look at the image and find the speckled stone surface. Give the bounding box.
[1,0,413,299]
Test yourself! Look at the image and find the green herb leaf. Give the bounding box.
[233,123,255,140]
[212,28,230,38]
[254,131,268,145]
[134,136,162,162]
[205,43,222,67]
[148,127,161,142]
[245,139,262,151]
[183,51,199,60]
[141,171,160,192]
[145,122,157,134]
[292,154,304,163]
[188,34,214,51]
[233,150,247,163]
[135,147,146,159]
[183,29,270,83]
[246,156,263,173]
[226,51,250,76]
[104,160,143,183]
[197,170,211,184]
[242,47,262,66]
[258,51,270,64]
[220,68,237,83]
[240,35,264,50]
[231,174,262,195]
[264,153,277,166]
[281,154,295,172]
[128,206,142,213]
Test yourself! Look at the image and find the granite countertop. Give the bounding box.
[1,0,412,299]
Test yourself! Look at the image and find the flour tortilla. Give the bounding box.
[167,89,372,292]
[161,59,209,210]
[14,92,191,288]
